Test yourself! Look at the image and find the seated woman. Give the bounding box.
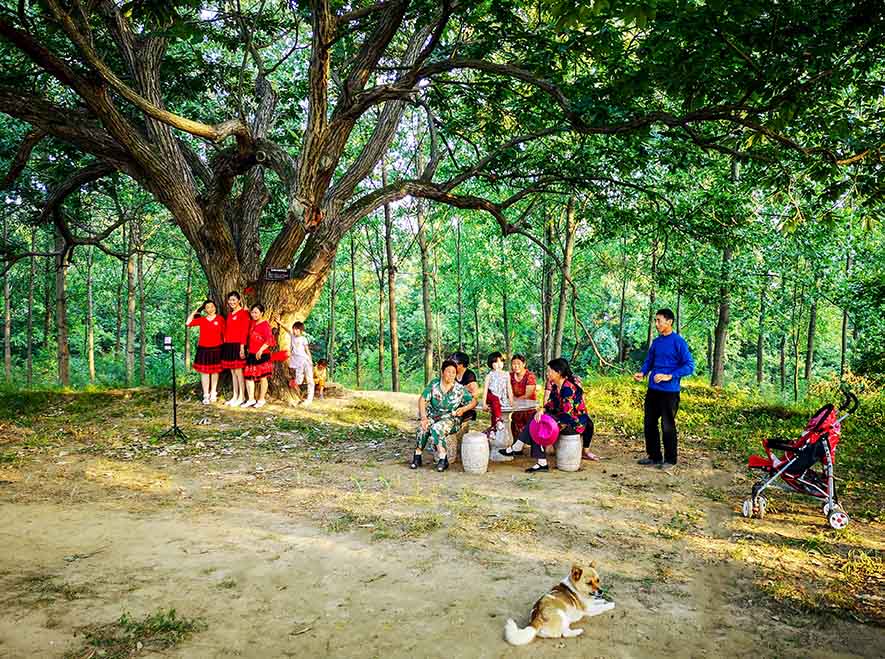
[499,357,596,473]
[509,354,537,439]
[411,359,478,473]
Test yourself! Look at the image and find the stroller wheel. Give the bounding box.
[822,501,835,516]
[827,510,850,530]
[741,499,754,518]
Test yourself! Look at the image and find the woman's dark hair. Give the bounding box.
[656,308,675,322]
[449,351,470,367]
[226,291,241,301]
[440,359,457,373]
[486,351,504,368]
[250,303,265,314]
[316,359,328,367]
[511,353,526,364]
[292,321,306,331]
[198,299,217,313]
[547,358,574,380]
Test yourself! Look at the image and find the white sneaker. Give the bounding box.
[202,397,210,405]
[210,393,218,403]
[224,398,235,406]
[242,399,257,408]
[255,400,267,408]
[228,398,242,408]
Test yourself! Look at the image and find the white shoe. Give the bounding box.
[255,400,267,408]
[228,398,242,408]
[202,397,210,405]
[210,393,218,403]
[224,398,235,406]
[242,399,257,408]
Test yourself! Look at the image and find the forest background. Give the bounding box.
[0,0,883,402]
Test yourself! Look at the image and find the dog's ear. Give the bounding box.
[571,565,583,582]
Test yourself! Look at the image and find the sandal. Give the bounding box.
[582,451,600,461]
[498,447,524,457]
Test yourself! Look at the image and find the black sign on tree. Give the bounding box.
[264,267,293,281]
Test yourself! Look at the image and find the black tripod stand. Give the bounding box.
[158,341,187,442]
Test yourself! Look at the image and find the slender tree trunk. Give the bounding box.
[3,216,10,380]
[115,221,125,360]
[136,217,146,384]
[502,288,511,361]
[86,246,96,383]
[327,260,337,378]
[417,205,433,383]
[473,292,480,369]
[382,163,399,392]
[184,252,192,369]
[840,249,852,376]
[706,329,713,376]
[126,221,136,385]
[617,237,628,363]
[54,227,70,386]
[553,196,576,358]
[804,297,817,382]
[675,286,682,335]
[779,335,786,393]
[646,237,658,349]
[349,233,361,388]
[27,228,35,386]
[456,216,463,351]
[711,246,733,387]
[790,277,802,403]
[42,254,51,348]
[433,248,443,367]
[542,215,555,364]
[376,280,385,384]
[756,283,766,387]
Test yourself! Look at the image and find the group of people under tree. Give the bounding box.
[411,309,694,473]
[186,293,325,408]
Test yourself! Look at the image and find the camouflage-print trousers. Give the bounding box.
[415,416,461,452]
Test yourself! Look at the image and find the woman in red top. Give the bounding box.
[243,303,273,408]
[221,291,250,407]
[186,300,225,404]
[509,354,537,438]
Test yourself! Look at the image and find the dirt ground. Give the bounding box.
[0,389,883,658]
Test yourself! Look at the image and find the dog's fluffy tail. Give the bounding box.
[504,618,537,646]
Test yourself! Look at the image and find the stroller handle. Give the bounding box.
[839,386,859,416]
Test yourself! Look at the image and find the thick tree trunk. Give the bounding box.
[756,283,766,387]
[184,252,192,369]
[553,196,576,358]
[126,225,136,386]
[417,204,433,383]
[382,163,399,392]
[804,297,817,382]
[646,238,658,349]
[3,216,10,380]
[27,227,35,386]
[711,246,733,387]
[327,260,337,377]
[349,233,361,388]
[86,246,95,383]
[54,228,70,386]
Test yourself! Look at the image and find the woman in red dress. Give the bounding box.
[509,354,537,438]
[243,303,274,408]
[186,300,225,404]
[221,291,250,407]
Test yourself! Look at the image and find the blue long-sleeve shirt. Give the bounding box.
[641,332,695,392]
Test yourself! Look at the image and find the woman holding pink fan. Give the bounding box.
[499,358,595,473]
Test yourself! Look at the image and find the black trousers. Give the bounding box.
[643,390,680,464]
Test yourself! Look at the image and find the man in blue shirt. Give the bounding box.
[632,308,695,470]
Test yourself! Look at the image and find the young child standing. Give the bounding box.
[482,351,514,437]
[280,321,314,405]
[313,359,329,399]
[186,300,225,404]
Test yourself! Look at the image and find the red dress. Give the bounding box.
[244,320,274,380]
[221,308,250,369]
[510,370,537,438]
[188,315,225,374]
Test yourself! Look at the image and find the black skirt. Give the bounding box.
[244,352,273,380]
[193,345,223,374]
[220,342,247,369]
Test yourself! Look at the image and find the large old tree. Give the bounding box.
[1,0,882,360]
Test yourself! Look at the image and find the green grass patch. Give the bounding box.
[67,608,206,659]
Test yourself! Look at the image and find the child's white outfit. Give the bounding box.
[485,369,510,434]
[289,335,314,403]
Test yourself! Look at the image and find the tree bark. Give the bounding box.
[114,219,125,361]
[136,215,146,383]
[86,246,95,383]
[349,233,361,388]
[3,215,10,380]
[553,195,576,358]
[126,220,136,385]
[804,297,817,382]
[706,329,712,377]
[417,202,433,383]
[756,282,766,387]
[42,254,51,348]
[54,227,70,386]
[617,236,628,363]
[542,214,555,364]
[382,162,399,391]
[27,227,35,386]
[779,335,786,393]
[711,246,733,387]
[327,260,337,378]
[184,251,192,369]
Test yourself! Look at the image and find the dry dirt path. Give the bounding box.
[0,390,882,658]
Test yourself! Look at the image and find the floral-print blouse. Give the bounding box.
[421,378,474,421]
[544,378,590,435]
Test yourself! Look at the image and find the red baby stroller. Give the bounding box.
[742,388,859,529]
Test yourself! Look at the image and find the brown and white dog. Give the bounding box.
[504,562,615,645]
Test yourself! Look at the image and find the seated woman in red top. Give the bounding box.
[509,354,537,439]
[186,300,225,404]
[243,303,274,408]
[221,291,250,407]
